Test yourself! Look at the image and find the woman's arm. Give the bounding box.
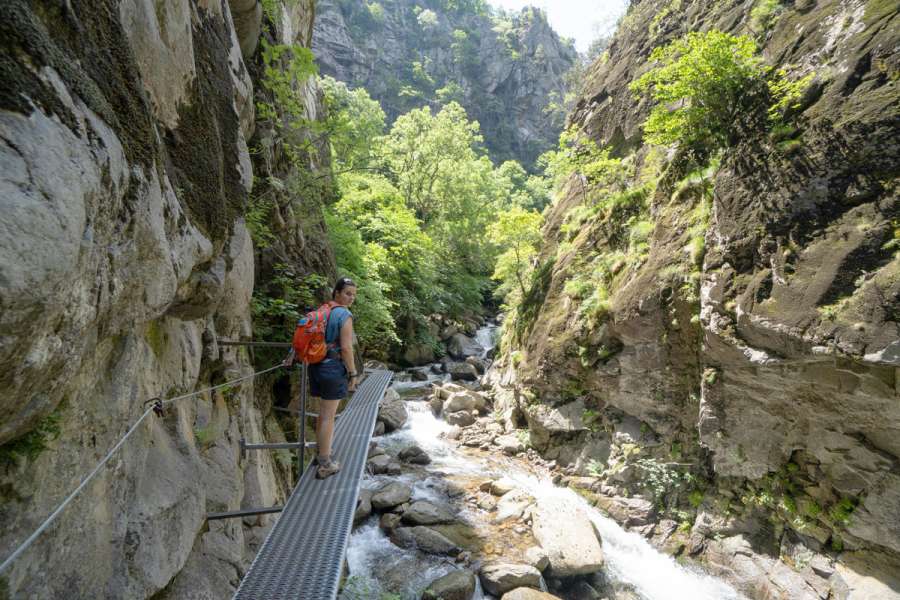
[339,317,358,390]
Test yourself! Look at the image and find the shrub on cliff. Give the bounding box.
[630,30,810,154]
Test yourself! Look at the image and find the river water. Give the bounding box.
[342,324,746,600]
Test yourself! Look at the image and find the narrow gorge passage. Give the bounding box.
[1,0,897,598]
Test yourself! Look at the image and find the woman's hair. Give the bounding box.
[331,276,357,299]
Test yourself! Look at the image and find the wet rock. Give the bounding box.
[448,362,479,382]
[444,391,478,413]
[447,333,484,359]
[495,490,534,522]
[367,454,398,475]
[399,444,431,465]
[410,367,431,381]
[383,387,401,403]
[373,421,386,436]
[430,394,445,415]
[524,546,550,571]
[446,411,476,427]
[390,526,460,556]
[434,382,470,400]
[401,500,457,525]
[444,425,462,440]
[479,562,543,596]
[423,570,477,600]
[595,496,656,527]
[402,341,435,366]
[502,589,563,600]
[495,433,526,455]
[430,363,445,375]
[371,482,412,510]
[531,496,604,576]
[477,495,497,511]
[490,478,517,496]
[354,489,374,526]
[466,355,487,374]
[380,512,402,533]
[378,399,408,432]
[441,388,488,414]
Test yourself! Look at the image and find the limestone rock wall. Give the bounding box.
[0,1,324,598]
[492,0,899,598]
[312,0,579,168]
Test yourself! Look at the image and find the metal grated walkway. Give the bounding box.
[234,369,393,600]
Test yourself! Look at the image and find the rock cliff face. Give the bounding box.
[312,0,579,168]
[0,1,329,597]
[491,0,899,598]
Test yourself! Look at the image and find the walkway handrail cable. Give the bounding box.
[0,363,284,575]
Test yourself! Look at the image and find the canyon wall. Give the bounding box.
[0,1,330,597]
[491,0,900,598]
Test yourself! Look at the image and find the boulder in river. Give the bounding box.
[447,362,479,381]
[399,444,431,465]
[371,482,412,510]
[380,512,402,533]
[495,489,534,523]
[466,355,487,374]
[354,489,374,526]
[390,526,460,555]
[446,333,484,359]
[531,496,604,576]
[403,341,435,365]
[401,500,457,525]
[444,390,480,413]
[423,570,476,600]
[479,562,542,596]
[501,589,562,600]
[377,399,408,432]
[383,387,401,403]
[409,367,431,381]
[524,546,550,571]
[494,433,525,455]
[445,410,476,427]
[489,478,517,496]
[434,382,469,399]
[367,454,401,475]
[595,495,656,527]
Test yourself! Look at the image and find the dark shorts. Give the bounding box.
[309,359,348,400]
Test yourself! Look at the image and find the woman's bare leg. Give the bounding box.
[316,399,340,459]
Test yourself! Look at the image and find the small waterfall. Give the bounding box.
[474,322,498,358]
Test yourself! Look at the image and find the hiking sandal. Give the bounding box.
[316,456,341,479]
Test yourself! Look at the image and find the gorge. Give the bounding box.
[0,0,898,599]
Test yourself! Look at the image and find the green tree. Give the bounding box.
[319,75,386,172]
[379,102,484,223]
[630,30,809,152]
[489,207,543,303]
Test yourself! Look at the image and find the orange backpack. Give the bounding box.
[292,301,339,364]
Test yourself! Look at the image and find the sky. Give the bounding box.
[486,0,629,53]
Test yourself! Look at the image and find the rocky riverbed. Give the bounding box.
[342,328,747,600]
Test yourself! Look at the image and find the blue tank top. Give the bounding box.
[326,306,352,350]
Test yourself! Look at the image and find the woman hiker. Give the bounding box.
[284,277,360,478]
[309,277,359,479]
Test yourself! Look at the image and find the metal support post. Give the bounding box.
[298,362,309,479]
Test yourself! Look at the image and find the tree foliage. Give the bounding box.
[630,30,810,152]
[489,207,543,305]
[318,86,544,358]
